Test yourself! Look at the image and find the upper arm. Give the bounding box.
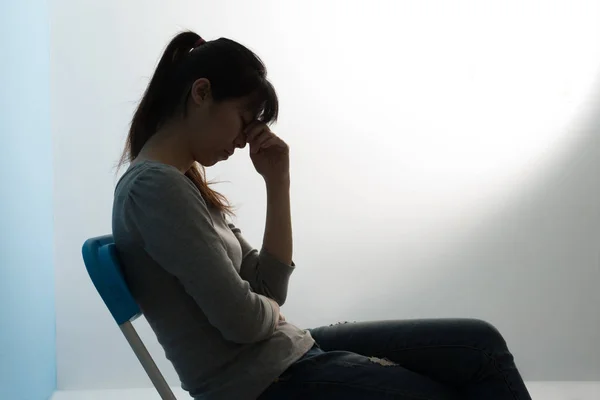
[125,168,277,343]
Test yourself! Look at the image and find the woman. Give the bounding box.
[113,31,532,400]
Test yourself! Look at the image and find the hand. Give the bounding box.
[245,121,290,184]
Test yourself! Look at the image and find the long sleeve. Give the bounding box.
[123,166,277,344]
[228,223,296,305]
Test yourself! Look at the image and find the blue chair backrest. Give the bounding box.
[82,235,141,325]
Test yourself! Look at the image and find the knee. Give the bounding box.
[464,318,509,352]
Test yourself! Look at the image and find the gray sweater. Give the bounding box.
[112,160,315,400]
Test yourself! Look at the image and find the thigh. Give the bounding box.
[308,318,513,387]
[258,347,462,400]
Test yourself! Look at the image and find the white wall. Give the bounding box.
[0,1,56,399]
[51,0,600,390]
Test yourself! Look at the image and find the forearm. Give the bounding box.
[263,179,292,265]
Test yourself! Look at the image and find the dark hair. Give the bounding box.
[119,31,279,215]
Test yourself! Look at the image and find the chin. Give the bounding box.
[197,152,227,167]
[195,154,216,167]
[200,157,220,167]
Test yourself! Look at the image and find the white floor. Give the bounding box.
[50,382,600,400]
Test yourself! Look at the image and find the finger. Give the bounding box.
[258,135,280,150]
[246,127,266,152]
[244,121,267,141]
[249,130,272,154]
[252,131,275,150]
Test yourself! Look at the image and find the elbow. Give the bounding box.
[215,292,279,344]
[260,282,288,307]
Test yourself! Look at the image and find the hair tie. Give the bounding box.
[194,37,207,48]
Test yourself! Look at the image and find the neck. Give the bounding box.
[136,120,195,173]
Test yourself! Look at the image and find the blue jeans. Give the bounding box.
[258,319,532,399]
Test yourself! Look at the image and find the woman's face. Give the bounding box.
[186,78,255,166]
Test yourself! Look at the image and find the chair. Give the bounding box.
[82,235,177,400]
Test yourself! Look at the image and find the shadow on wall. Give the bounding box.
[353,73,600,381]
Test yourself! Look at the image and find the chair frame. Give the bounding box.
[82,235,177,400]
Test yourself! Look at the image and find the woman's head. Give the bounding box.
[121,31,279,214]
[127,31,279,166]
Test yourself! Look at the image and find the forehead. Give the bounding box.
[236,94,263,116]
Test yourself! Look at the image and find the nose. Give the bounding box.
[234,133,247,149]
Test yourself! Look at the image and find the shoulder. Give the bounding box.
[115,161,205,208]
[117,161,193,193]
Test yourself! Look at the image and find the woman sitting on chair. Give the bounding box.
[112,31,532,400]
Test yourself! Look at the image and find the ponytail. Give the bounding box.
[121,32,199,160]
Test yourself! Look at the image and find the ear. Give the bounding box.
[190,78,212,106]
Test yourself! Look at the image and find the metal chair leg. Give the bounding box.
[120,322,177,400]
